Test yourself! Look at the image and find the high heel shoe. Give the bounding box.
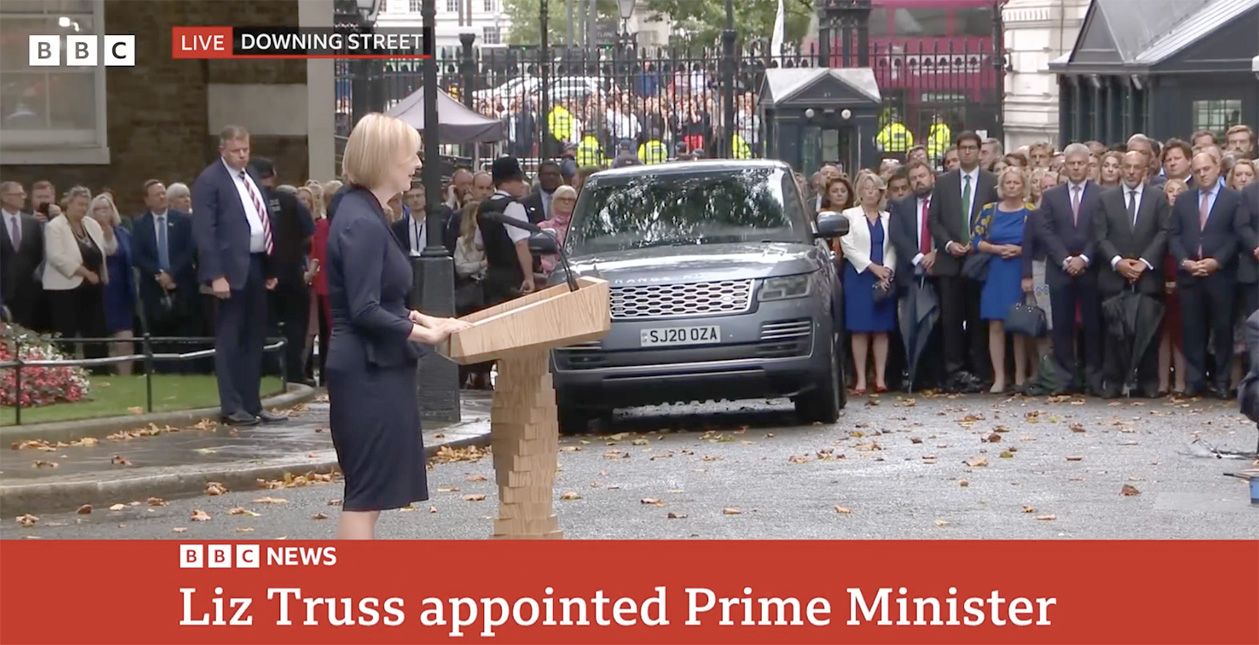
[874,384,888,394]
[852,387,867,396]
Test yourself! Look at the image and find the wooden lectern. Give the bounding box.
[439,277,610,538]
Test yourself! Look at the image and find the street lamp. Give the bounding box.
[721,0,735,158]
[616,0,636,43]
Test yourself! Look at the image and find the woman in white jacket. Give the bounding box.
[839,172,897,395]
[43,186,116,360]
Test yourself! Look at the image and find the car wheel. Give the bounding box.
[557,401,593,435]
[795,333,842,424]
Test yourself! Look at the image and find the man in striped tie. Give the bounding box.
[192,125,285,426]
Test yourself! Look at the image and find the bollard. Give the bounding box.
[142,334,154,413]
[14,339,23,425]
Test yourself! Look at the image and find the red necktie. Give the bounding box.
[240,171,274,255]
[919,197,931,255]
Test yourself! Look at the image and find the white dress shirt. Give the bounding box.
[911,194,931,269]
[405,209,426,257]
[223,159,267,253]
[950,167,980,251]
[1064,181,1091,268]
[1110,182,1153,271]
[497,190,531,244]
[3,209,22,249]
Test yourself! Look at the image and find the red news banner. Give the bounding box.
[1,541,1256,644]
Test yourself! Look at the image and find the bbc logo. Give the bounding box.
[29,35,136,67]
[180,544,260,569]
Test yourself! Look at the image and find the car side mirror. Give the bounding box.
[529,230,559,255]
[815,211,850,239]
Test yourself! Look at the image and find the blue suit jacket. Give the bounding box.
[191,160,275,287]
[1169,185,1246,286]
[133,209,198,315]
[1032,181,1101,286]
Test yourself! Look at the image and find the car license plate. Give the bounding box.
[640,325,721,347]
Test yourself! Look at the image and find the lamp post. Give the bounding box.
[540,0,551,159]
[415,0,461,423]
[341,0,383,125]
[616,0,636,114]
[459,30,477,161]
[721,0,736,158]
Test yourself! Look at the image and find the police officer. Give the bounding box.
[476,157,536,305]
[638,128,668,164]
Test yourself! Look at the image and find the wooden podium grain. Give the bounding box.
[438,277,610,538]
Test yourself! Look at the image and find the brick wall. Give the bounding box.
[0,0,309,216]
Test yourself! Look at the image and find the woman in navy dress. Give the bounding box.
[326,113,471,539]
[89,195,136,375]
[840,172,897,394]
[975,166,1033,393]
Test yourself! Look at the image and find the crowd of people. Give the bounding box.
[813,124,1258,400]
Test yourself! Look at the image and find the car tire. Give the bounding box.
[558,402,593,435]
[795,332,842,424]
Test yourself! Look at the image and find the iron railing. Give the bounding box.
[1,335,287,426]
[335,39,1002,166]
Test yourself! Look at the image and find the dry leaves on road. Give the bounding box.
[666,512,687,519]
[910,436,923,444]
[1121,484,1141,496]
[701,455,721,462]
[1036,514,1057,521]
[560,491,582,501]
[959,479,970,487]
[640,498,665,507]
[965,455,989,468]
[834,506,852,515]
[171,527,187,533]
[465,474,487,482]
[1070,423,1087,433]
[17,514,38,527]
[311,513,329,520]
[1066,455,1084,462]
[429,506,438,513]
[77,505,92,514]
[956,414,984,428]
[431,445,489,464]
[631,438,650,446]
[855,441,883,452]
[463,494,487,502]
[32,460,58,468]
[110,455,132,466]
[190,510,212,522]
[1021,505,1036,513]
[205,482,228,496]
[229,507,261,517]
[252,496,289,505]
[603,449,629,459]
[722,507,743,515]
[436,485,461,493]
[107,423,176,441]
[127,406,144,415]
[108,503,126,511]
[788,454,812,464]
[147,497,168,507]
[985,433,1002,443]
[934,519,950,527]
[236,527,255,533]
[999,450,1015,459]
[11,437,98,451]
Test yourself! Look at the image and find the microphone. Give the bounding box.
[482,210,580,292]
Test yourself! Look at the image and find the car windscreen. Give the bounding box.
[567,167,807,255]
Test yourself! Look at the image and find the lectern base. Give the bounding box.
[489,349,562,539]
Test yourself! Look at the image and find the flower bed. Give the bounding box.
[0,323,92,408]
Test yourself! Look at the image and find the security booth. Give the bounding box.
[759,68,882,177]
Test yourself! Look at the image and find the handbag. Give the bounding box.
[872,279,895,303]
[1006,293,1048,338]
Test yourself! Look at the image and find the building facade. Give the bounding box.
[1000,0,1089,149]
[376,0,511,51]
[0,0,337,215]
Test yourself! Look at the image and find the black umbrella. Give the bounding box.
[899,277,940,393]
[1101,286,1165,394]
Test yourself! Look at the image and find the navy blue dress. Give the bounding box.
[843,216,897,333]
[325,187,427,511]
[978,205,1030,321]
[102,225,134,333]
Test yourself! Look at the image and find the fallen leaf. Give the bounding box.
[436,485,461,493]
[965,456,989,468]
[1066,455,1084,462]
[431,445,489,464]
[631,438,649,446]
[993,425,1010,433]
[311,512,329,520]
[463,494,486,502]
[1035,514,1057,521]
[666,512,687,519]
[171,527,187,533]
[959,479,970,487]
[32,459,59,468]
[128,501,140,506]
[1070,423,1087,433]
[399,504,415,512]
[252,496,289,504]
[127,406,144,415]
[235,527,255,533]
[833,506,852,514]
[999,450,1014,459]
[17,514,38,527]
[640,498,665,507]
[194,448,218,455]
[146,497,168,507]
[429,506,438,513]
[465,474,487,482]
[1121,484,1141,497]
[205,482,228,496]
[986,433,1002,443]
[855,441,883,452]
[108,503,126,511]
[722,507,742,515]
[787,454,812,464]
[702,455,721,462]
[229,507,261,517]
[110,455,132,466]
[1021,505,1036,513]
[603,449,628,459]
[327,499,342,506]
[190,510,211,522]
[560,491,582,501]
[76,504,92,514]
[910,436,923,444]
[934,519,950,527]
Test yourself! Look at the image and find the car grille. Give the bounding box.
[610,280,754,320]
[757,319,813,359]
[759,319,812,341]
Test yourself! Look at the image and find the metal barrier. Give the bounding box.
[0,335,287,426]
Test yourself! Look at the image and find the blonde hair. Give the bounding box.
[322,179,343,211]
[63,185,92,212]
[459,200,481,250]
[89,193,121,227]
[1228,159,1256,189]
[997,166,1029,200]
[303,181,325,218]
[1163,177,1189,199]
[853,171,887,208]
[341,113,420,189]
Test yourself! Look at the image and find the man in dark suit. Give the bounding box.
[132,179,200,370]
[1237,180,1259,325]
[0,181,44,329]
[1094,150,1171,398]
[249,158,314,386]
[191,125,283,426]
[1168,151,1247,399]
[521,161,563,224]
[927,131,999,392]
[1030,143,1104,394]
[392,184,458,256]
[888,160,941,390]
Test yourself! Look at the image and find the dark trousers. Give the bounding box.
[1180,274,1235,391]
[268,282,309,383]
[214,255,268,416]
[1049,274,1103,389]
[141,290,199,374]
[1239,281,1259,320]
[309,294,331,382]
[938,275,989,381]
[47,284,106,361]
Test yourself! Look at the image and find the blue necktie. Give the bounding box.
[156,215,170,271]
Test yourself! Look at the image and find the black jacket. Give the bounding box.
[1093,184,1171,296]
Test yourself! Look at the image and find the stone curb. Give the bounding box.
[0,384,319,445]
[0,422,491,515]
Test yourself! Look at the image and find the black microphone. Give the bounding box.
[482,210,580,292]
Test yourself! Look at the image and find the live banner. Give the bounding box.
[1,540,1255,644]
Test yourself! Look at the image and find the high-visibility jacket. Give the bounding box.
[927,122,952,160]
[875,122,913,153]
[730,133,752,159]
[638,139,668,164]
[576,135,603,167]
[547,106,577,144]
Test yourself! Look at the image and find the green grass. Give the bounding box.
[1,374,285,426]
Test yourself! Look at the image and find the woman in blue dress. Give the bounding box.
[974,166,1033,393]
[840,172,897,394]
[327,113,471,539]
[89,194,136,375]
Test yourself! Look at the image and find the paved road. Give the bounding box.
[5,394,1257,540]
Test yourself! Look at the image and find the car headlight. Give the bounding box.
[759,274,811,301]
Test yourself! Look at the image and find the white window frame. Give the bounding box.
[482,25,501,45]
[409,0,422,12]
[0,0,109,165]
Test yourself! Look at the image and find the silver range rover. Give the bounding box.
[548,160,850,432]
